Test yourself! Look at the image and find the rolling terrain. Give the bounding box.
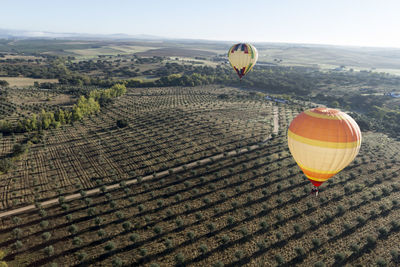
[0,85,399,267]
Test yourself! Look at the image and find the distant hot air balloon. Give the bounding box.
[288,107,362,187]
[228,43,258,81]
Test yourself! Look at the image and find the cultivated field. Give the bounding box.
[0,86,399,267]
[0,77,58,87]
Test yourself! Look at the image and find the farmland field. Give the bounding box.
[0,77,59,87]
[0,85,399,267]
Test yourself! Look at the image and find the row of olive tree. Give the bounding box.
[0,84,126,135]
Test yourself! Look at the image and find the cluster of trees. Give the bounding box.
[0,84,126,135]
[72,96,100,121]
[88,84,127,106]
[19,110,61,132]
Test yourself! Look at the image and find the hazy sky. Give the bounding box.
[1,0,400,47]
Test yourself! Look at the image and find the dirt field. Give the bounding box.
[0,77,58,87]
[0,86,399,267]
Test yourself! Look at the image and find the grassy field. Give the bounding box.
[0,86,399,267]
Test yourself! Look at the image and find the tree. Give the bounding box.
[0,250,8,267]
[116,119,128,128]
[0,158,13,174]
[330,100,340,108]
[0,80,9,87]
[44,245,54,256]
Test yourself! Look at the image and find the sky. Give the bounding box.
[1,0,400,48]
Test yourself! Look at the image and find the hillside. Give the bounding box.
[0,86,399,266]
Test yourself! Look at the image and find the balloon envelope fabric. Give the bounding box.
[287,107,362,187]
[228,43,258,80]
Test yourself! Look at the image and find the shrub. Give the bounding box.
[390,220,400,231]
[164,238,173,248]
[77,251,87,262]
[175,253,185,265]
[390,250,399,263]
[44,245,54,256]
[275,254,284,265]
[154,226,163,235]
[260,220,269,230]
[234,250,243,260]
[213,261,224,267]
[257,240,267,250]
[13,240,23,250]
[199,244,208,254]
[12,228,22,239]
[276,232,283,240]
[187,231,195,241]
[336,205,345,215]
[343,223,352,231]
[239,227,248,237]
[195,212,203,220]
[116,211,124,220]
[139,248,147,256]
[105,241,116,251]
[366,235,376,247]
[378,227,388,237]
[72,237,83,246]
[244,209,252,217]
[129,233,139,242]
[334,253,345,263]
[68,225,78,235]
[122,222,132,231]
[0,158,13,173]
[97,229,106,237]
[350,243,360,253]
[207,223,216,233]
[94,216,103,226]
[312,238,321,248]
[174,218,183,228]
[293,224,302,233]
[116,119,128,128]
[227,216,235,225]
[221,235,230,244]
[112,257,123,267]
[309,219,318,229]
[42,232,51,241]
[376,258,387,267]
[295,247,306,258]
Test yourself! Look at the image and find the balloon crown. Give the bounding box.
[311,107,340,115]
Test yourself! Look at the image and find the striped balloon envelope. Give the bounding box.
[228,43,258,80]
[287,107,362,187]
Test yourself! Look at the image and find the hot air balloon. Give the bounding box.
[228,43,258,80]
[288,107,362,188]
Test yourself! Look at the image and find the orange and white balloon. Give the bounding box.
[288,107,362,187]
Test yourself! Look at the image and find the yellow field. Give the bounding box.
[0,77,59,87]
